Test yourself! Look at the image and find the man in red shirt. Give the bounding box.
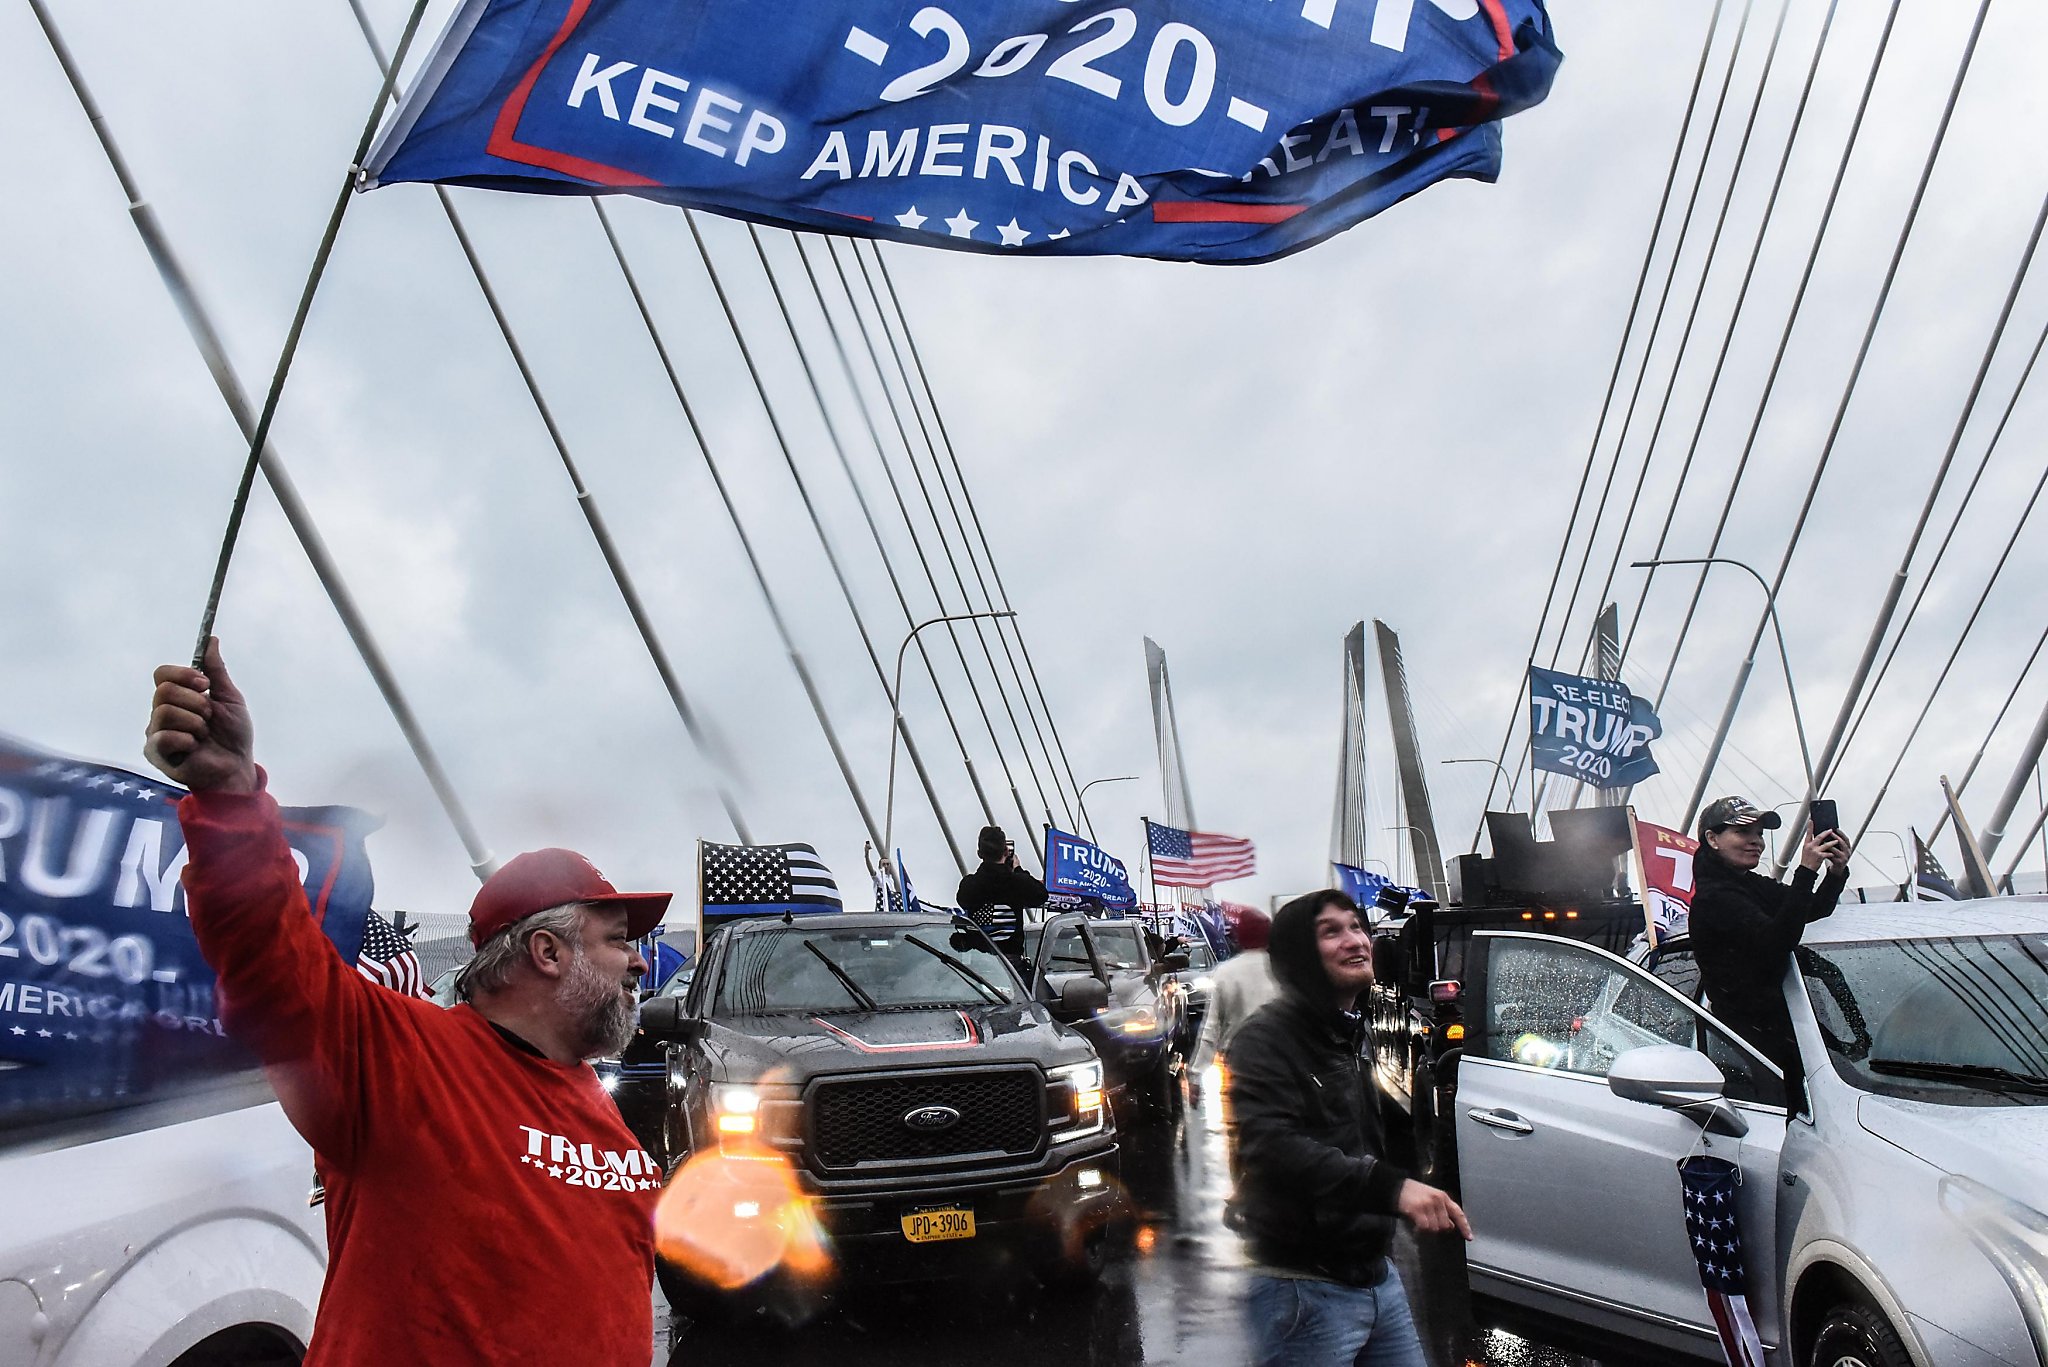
[146,639,668,1366]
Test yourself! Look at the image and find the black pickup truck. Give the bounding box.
[631,910,1124,1312]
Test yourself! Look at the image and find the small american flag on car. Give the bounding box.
[355,912,426,999]
[1680,1155,1764,1367]
[1146,820,1256,888]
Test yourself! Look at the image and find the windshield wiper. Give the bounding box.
[1868,1059,2048,1096]
[802,941,878,1011]
[903,934,1008,1004]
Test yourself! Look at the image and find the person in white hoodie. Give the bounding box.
[1192,906,1278,1083]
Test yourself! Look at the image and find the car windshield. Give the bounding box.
[1091,924,1148,971]
[718,923,1022,1013]
[1800,934,2048,1105]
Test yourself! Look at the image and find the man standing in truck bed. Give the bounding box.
[145,639,668,1366]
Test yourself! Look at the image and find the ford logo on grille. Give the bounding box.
[902,1104,961,1132]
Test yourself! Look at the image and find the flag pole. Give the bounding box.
[184,0,436,666]
[29,0,494,880]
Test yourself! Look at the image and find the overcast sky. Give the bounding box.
[7,0,2047,926]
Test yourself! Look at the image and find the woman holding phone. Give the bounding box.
[1689,795,1852,1111]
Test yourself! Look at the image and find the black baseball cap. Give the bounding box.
[1697,796,1783,839]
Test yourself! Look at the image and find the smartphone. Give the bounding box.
[1810,799,1839,835]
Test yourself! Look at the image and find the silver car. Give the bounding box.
[1449,899,2048,1367]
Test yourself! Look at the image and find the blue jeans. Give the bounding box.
[1246,1270,1428,1367]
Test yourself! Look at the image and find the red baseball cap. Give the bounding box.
[467,848,672,948]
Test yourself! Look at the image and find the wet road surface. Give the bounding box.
[654,1090,1627,1366]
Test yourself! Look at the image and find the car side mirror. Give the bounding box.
[638,997,702,1043]
[1054,976,1110,1021]
[1158,952,1191,973]
[1608,1044,1747,1137]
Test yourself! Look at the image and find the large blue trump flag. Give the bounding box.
[0,736,379,1131]
[365,0,1559,264]
[1043,827,1137,909]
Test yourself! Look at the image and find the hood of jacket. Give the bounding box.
[1267,891,1348,1016]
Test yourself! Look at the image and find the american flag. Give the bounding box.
[1146,820,1256,887]
[700,840,842,915]
[1680,1155,1764,1367]
[1913,829,1960,901]
[355,912,426,999]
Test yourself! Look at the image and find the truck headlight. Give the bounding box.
[1942,1175,2048,1365]
[1098,1004,1163,1038]
[1051,1060,1106,1139]
[713,1083,763,1134]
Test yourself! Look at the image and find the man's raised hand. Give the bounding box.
[1397,1179,1473,1241]
[145,636,257,794]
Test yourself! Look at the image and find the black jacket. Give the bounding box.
[1690,844,1845,1052]
[954,860,1047,916]
[1223,899,1407,1284]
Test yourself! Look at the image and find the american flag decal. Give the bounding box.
[1679,1155,1765,1367]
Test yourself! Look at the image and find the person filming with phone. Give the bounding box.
[956,824,1048,922]
[1690,795,1852,1110]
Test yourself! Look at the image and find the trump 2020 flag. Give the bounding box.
[1679,1155,1765,1367]
[363,0,1560,264]
[1,736,378,1133]
[1528,665,1661,790]
[1044,826,1137,909]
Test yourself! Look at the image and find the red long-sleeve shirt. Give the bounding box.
[180,782,657,1366]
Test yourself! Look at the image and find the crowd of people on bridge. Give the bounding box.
[144,638,1851,1366]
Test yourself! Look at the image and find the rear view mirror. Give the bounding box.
[1054,976,1110,1021]
[1609,1044,1747,1137]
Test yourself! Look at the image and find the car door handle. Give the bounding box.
[1466,1107,1535,1135]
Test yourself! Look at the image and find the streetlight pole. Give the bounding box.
[884,611,1017,888]
[1385,825,1421,887]
[1442,757,1516,808]
[1075,775,1139,840]
[1631,558,1815,823]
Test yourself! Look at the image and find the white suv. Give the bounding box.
[2,1072,325,1366]
[1447,899,2048,1367]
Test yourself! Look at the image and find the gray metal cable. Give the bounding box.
[1469,0,1731,843]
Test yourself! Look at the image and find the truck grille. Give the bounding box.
[810,1068,1042,1168]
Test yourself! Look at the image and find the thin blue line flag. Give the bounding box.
[364,0,1560,264]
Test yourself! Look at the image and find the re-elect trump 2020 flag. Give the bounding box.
[1528,666,1661,791]
[0,735,379,1132]
[1044,827,1137,909]
[364,0,1560,264]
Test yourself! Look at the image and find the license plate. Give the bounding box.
[900,1206,976,1243]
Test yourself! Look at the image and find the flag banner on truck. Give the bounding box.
[0,734,378,1132]
[1044,826,1137,909]
[1912,829,1960,901]
[700,839,844,923]
[1629,814,1697,943]
[362,0,1561,265]
[1679,1155,1766,1367]
[1528,666,1661,790]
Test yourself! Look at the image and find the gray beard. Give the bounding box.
[557,952,638,1059]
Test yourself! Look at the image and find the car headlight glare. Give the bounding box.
[1942,1175,2048,1365]
[1050,1060,1108,1139]
[1098,1004,1162,1037]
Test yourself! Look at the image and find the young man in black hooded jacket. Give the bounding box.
[1226,889,1469,1367]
